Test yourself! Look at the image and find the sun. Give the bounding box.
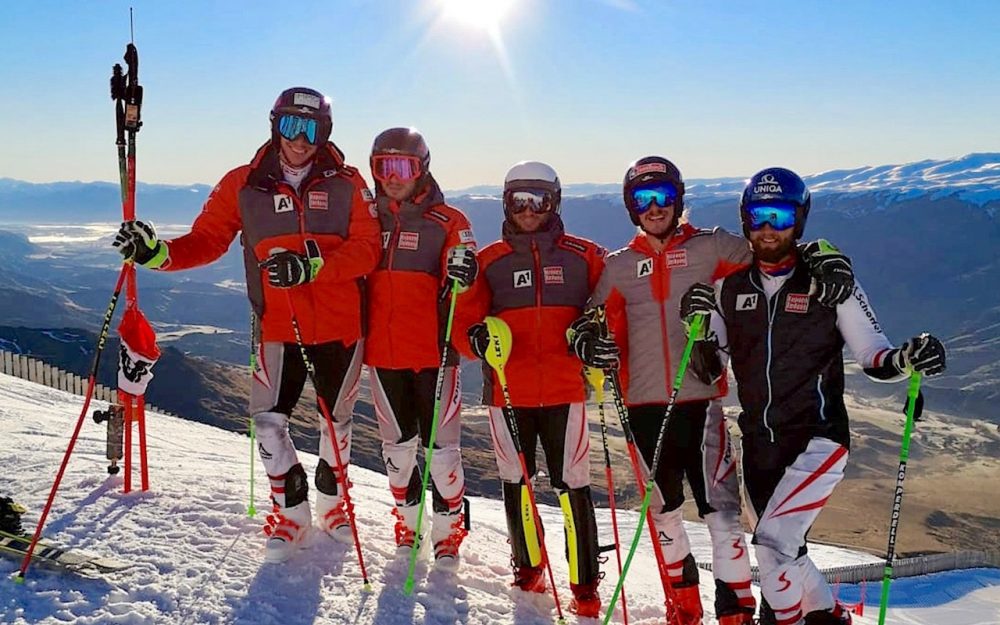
[437,0,517,30]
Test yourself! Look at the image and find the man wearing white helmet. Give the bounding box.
[454,161,606,618]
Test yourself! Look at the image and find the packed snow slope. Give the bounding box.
[0,373,997,624]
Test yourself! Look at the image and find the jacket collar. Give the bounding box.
[502,214,565,253]
[246,141,347,192]
[627,222,698,256]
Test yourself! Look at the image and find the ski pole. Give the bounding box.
[16,266,129,582]
[404,273,462,595]
[484,316,566,625]
[583,365,629,625]
[877,371,922,625]
[587,306,680,623]
[247,311,260,518]
[601,312,702,625]
[283,291,370,591]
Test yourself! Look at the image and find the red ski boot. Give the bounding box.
[512,565,547,593]
[669,584,705,625]
[569,581,602,618]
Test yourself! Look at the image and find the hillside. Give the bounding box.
[3,373,998,625]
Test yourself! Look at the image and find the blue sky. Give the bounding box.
[1,0,998,189]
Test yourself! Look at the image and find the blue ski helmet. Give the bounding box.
[739,167,811,238]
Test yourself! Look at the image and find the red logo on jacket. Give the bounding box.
[785,293,810,313]
[666,249,688,268]
[543,266,564,285]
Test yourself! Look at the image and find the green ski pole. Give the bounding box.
[247,311,259,518]
[877,371,923,625]
[404,277,461,595]
[602,314,703,625]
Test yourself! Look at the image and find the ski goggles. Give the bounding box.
[277,114,319,144]
[372,155,423,183]
[743,202,798,231]
[629,181,678,214]
[504,188,557,215]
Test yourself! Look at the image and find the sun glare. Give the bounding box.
[438,0,517,30]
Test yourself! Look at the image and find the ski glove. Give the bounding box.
[680,283,716,341]
[690,340,724,387]
[891,333,946,377]
[799,239,855,308]
[446,245,478,290]
[260,241,324,288]
[570,327,620,370]
[468,322,491,360]
[113,220,169,269]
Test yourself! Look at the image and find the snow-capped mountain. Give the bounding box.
[3,372,998,624]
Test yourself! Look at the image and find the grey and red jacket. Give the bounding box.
[363,176,477,370]
[159,142,381,346]
[589,224,750,406]
[455,216,606,407]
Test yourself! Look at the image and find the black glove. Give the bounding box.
[446,245,478,289]
[799,239,855,307]
[680,283,717,319]
[892,333,946,377]
[260,241,323,288]
[113,220,168,268]
[571,328,620,370]
[690,340,724,386]
[468,322,491,360]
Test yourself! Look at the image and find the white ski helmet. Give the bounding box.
[502,161,562,220]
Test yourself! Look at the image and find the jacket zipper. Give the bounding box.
[816,374,827,421]
[756,277,780,443]
[655,251,673,401]
[385,208,401,364]
[532,240,543,407]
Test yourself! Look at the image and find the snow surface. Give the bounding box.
[0,372,997,624]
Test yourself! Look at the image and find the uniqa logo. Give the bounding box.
[753,173,782,195]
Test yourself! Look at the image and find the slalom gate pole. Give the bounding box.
[584,366,629,624]
[284,292,371,590]
[877,371,923,625]
[587,306,679,623]
[600,311,702,625]
[404,277,461,595]
[484,316,566,624]
[16,268,129,582]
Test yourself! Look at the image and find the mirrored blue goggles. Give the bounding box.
[744,202,798,231]
[277,114,319,144]
[630,182,678,213]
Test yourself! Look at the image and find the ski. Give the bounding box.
[1,529,132,575]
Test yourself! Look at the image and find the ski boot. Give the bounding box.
[392,504,422,555]
[431,509,467,572]
[569,580,602,618]
[669,583,705,625]
[804,603,853,625]
[512,563,547,594]
[315,492,352,544]
[263,500,311,563]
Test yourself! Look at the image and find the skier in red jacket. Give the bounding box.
[113,87,381,563]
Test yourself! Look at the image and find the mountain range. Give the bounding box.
[1,153,997,420]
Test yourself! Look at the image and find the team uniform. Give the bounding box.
[364,174,475,561]
[455,212,606,607]
[589,224,756,622]
[710,265,900,625]
[160,136,380,556]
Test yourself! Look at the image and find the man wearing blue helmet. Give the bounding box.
[680,167,947,625]
[574,157,857,625]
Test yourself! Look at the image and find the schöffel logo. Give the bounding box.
[753,173,783,195]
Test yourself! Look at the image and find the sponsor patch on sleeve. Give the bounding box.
[361,188,374,202]
[458,229,475,243]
